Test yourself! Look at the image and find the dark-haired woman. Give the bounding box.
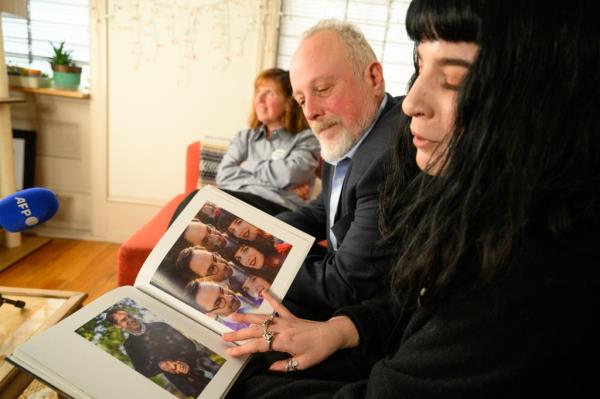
[214,210,281,253]
[222,0,600,397]
[233,242,291,283]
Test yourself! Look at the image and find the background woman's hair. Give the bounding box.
[380,0,599,310]
[248,68,309,134]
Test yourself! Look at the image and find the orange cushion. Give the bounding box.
[116,193,188,286]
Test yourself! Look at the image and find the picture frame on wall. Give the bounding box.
[12,129,36,190]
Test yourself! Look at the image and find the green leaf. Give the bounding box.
[49,41,76,66]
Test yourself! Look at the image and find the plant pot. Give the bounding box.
[51,64,82,90]
[8,75,21,86]
[7,75,52,88]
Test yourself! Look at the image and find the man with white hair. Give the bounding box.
[279,19,414,319]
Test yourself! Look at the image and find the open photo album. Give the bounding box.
[8,186,314,399]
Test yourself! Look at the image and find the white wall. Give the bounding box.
[11,0,280,243]
[106,0,267,204]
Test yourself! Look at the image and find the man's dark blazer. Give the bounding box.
[279,94,408,319]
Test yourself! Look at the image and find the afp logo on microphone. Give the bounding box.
[0,188,60,232]
[15,196,41,227]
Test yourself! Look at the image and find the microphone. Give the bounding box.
[0,187,59,232]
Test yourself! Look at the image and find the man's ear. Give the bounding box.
[364,61,384,94]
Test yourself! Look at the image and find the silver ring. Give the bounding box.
[260,312,275,329]
[262,329,274,351]
[261,315,275,351]
[286,358,299,372]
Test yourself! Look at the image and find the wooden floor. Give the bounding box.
[0,237,120,305]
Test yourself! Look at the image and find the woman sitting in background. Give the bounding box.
[216,68,320,215]
[222,0,600,397]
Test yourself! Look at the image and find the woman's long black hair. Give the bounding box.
[380,0,600,311]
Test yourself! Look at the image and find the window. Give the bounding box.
[2,0,90,86]
[276,0,413,97]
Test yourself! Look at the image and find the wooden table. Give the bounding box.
[0,287,86,398]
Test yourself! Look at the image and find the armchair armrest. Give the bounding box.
[185,141,200,193]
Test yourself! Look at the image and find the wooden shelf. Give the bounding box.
[9,86,90,99]
[0,96,25,104]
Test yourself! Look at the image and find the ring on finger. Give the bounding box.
[286,358,299,372]
[261,311,277,328]
[262,327,275,351]
[260,317,273,329]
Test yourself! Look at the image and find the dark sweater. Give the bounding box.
[228,221,600,398]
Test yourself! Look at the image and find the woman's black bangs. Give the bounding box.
[406,0,481,43]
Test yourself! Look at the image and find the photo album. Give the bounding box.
[8,186,314,399]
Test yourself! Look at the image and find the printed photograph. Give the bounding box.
[75,297,225,399]
[150,201,292,330]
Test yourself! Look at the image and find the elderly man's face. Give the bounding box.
[290,30,381,162]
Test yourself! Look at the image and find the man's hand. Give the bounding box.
[159,360,190,375]
[291,183,311,200]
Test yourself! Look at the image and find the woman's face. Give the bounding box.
[402,40,479,175]
[242,275,270,298]
[234,244,265,269]
[227,218,259,241]
[254,79,287,129]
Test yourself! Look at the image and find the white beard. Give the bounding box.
[311,101,379,163]
[317,126,356,162]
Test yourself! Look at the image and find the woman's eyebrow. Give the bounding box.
[437,58,472,68]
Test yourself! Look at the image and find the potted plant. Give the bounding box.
[6,65,51,88]
[7,64,23,86]
[49,41,82,89]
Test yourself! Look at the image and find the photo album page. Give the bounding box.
[9,186,314,399]
[135,186,315,334]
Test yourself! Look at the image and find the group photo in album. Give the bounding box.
[150,200,293,330]
[75,297,225,399]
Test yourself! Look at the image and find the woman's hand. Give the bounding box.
[222,290,359,372]
[290,183,311,200]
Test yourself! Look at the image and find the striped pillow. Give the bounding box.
[198,137,230,188]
